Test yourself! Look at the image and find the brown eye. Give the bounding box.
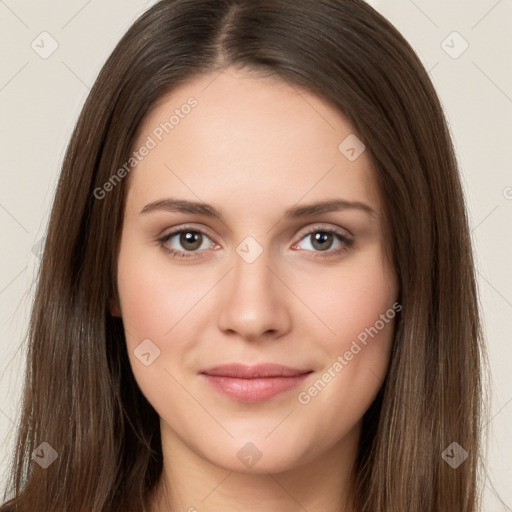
[179,231,203,251]
[159,228,215,256]
[292,227,353,258]
[310,232,334,251]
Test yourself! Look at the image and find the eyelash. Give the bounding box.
[157,225,354,260]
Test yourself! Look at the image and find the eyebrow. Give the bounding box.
[140,197,376,219]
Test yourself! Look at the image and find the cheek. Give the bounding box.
[117,243,203,347]
[293,245,398,349]
[290,247,398,416]
[292,255,398,436]
[116,238,225,403]
[116,241,203,411]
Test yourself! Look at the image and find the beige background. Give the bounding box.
[0,0,511,509]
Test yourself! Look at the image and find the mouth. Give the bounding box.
[199,363,313,403]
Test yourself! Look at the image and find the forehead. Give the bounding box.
[126,68,381,218]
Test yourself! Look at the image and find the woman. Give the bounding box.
[0,0,488,510]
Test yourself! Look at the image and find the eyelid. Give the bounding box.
[159,223,217,242]
[294,223,352,240]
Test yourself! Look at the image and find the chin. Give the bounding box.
[197,433,314,475]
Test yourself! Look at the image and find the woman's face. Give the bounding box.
[116,68,399,474]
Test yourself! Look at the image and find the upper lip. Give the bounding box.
[200,363,312,378]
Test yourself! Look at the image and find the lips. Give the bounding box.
[199,364,313,402]
[201,363,310,378]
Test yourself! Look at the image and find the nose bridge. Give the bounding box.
[232,246,274,297]
[216,240,290,339]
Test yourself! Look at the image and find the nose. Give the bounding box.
[216,248,292,342]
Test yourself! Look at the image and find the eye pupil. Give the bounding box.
[312,232,333,251]
[180,231,202,250]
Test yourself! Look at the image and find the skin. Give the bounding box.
[115,67,399,512]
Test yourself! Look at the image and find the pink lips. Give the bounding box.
[199,363,312,403]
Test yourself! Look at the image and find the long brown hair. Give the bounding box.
[1,1,489,510]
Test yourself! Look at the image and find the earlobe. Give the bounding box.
[109,295,122,318]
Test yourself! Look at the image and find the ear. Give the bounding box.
[109,294,122,318]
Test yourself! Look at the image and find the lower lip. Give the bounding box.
[201,373,311,403]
